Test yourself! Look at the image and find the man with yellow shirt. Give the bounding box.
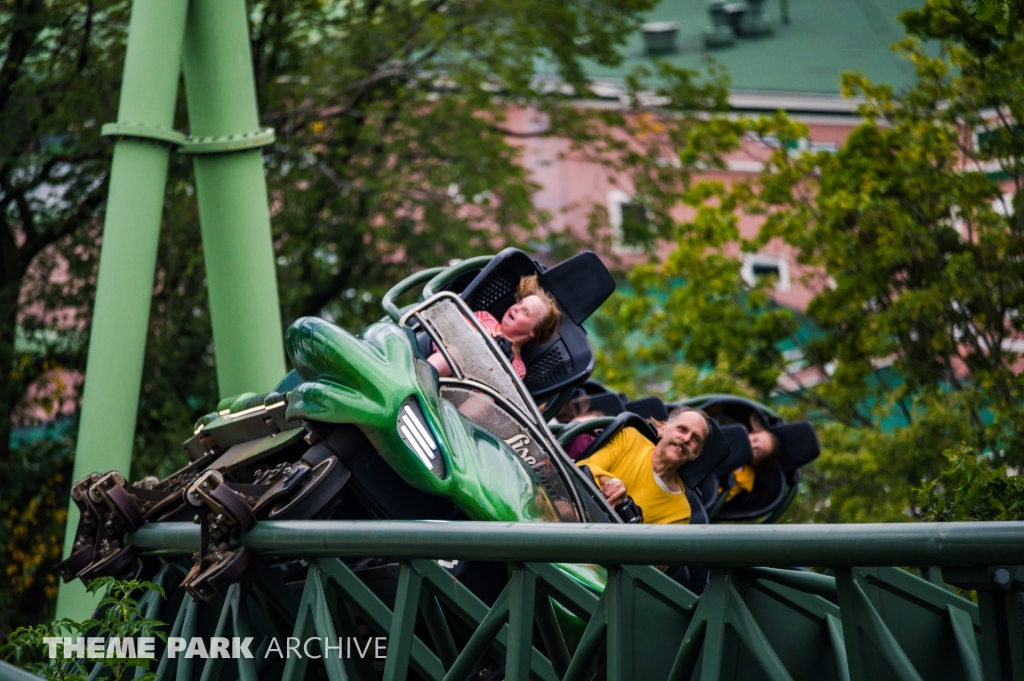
[577,407,710,524]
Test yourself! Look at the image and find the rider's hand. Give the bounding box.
[599,477,627,507]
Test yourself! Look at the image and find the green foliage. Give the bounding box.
[0,0,679,627]
[1,577,166,681]
[593,0,1024,523]
[1,427,75,638]
[782,392,979,523]
[0,0,129,465]
[249,0,659,329]
[917,442,1024,521]
[964,0,1023,34]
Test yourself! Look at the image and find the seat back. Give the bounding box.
[576,412,657,461]
[565,382,627,418]
[581,379,617,395]
[624,396,669,421]
[542,251,616,325]
[771,422,821,475]
[685,395,783,428]
[715,459,787,521]
[576,411,731,491]
[715,424,755,478]
[456,248,615,400]
[585,392,626,416]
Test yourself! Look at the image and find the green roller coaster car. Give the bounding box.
[58,249,622,604]
[57,248,820,614]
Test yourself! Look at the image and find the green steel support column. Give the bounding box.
[505,566,538,681]
[181,0,285,397]
[57,0,190,620]
[605,567,635,681]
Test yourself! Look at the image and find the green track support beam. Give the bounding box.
[181,0,284,398]
[59,0,285,619]
[54,520,1024,681]
[57,0,190,620]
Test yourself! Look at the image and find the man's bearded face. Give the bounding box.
[660,411,708,465]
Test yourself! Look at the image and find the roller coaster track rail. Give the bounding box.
[5,521,1024,681]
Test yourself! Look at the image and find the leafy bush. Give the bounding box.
[1,577,166,681]
[1,429,76,638]
[917,443,1024,521]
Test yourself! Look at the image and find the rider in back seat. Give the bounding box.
[427,274,561,379]
[578,407,711,524]
[726,414,780,501]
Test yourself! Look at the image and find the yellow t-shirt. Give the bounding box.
[577,427,691,524]
[725,465,756,501]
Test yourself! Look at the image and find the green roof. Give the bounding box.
[584,0,924,95]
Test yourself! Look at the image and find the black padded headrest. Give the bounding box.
[459,248,538,311]
[585,392,626,417]
[771,422,820,475]
[541,251,616,325]
[687,396,783,428]
[714,424,754,478]
[676,417,730,490]
[576,412,656,461]
[715,459,787,521]
[451,248,615,400]
[581,380,616,396]
[625,397,669,422]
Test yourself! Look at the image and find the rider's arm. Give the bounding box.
[579,428,632,479]
[427,351,453,378]
[577,429,635,506]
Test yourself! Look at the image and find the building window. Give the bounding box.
[740,253,790,291]
[754,134,838,155]
[608,190,655,253]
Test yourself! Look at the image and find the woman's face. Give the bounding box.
[500,294,549,343]
[749,430,777,462]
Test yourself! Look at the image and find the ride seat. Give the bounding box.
[715,424,756,478]
[428,248,615,401]
[692,423,754,512]
[689,395,783,427]
[774,422,821,475]
[624,396,669,421]
[714,421,819,522]
[713,460,787,521]
[582,392,626,416]
[575,411,732,495]
[565,381,627,418]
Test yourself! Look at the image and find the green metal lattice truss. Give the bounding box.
[28,520,1023,681]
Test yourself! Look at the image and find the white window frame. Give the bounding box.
[608,190,646,254]
[740,253,791,292]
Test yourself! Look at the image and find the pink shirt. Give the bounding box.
[474,311,527,379]
[431,310,528,379]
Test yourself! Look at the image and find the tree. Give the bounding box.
[590,0,1024,522]
[3,0,679,629]
[127,0,665,475]
[0,0,128,467]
